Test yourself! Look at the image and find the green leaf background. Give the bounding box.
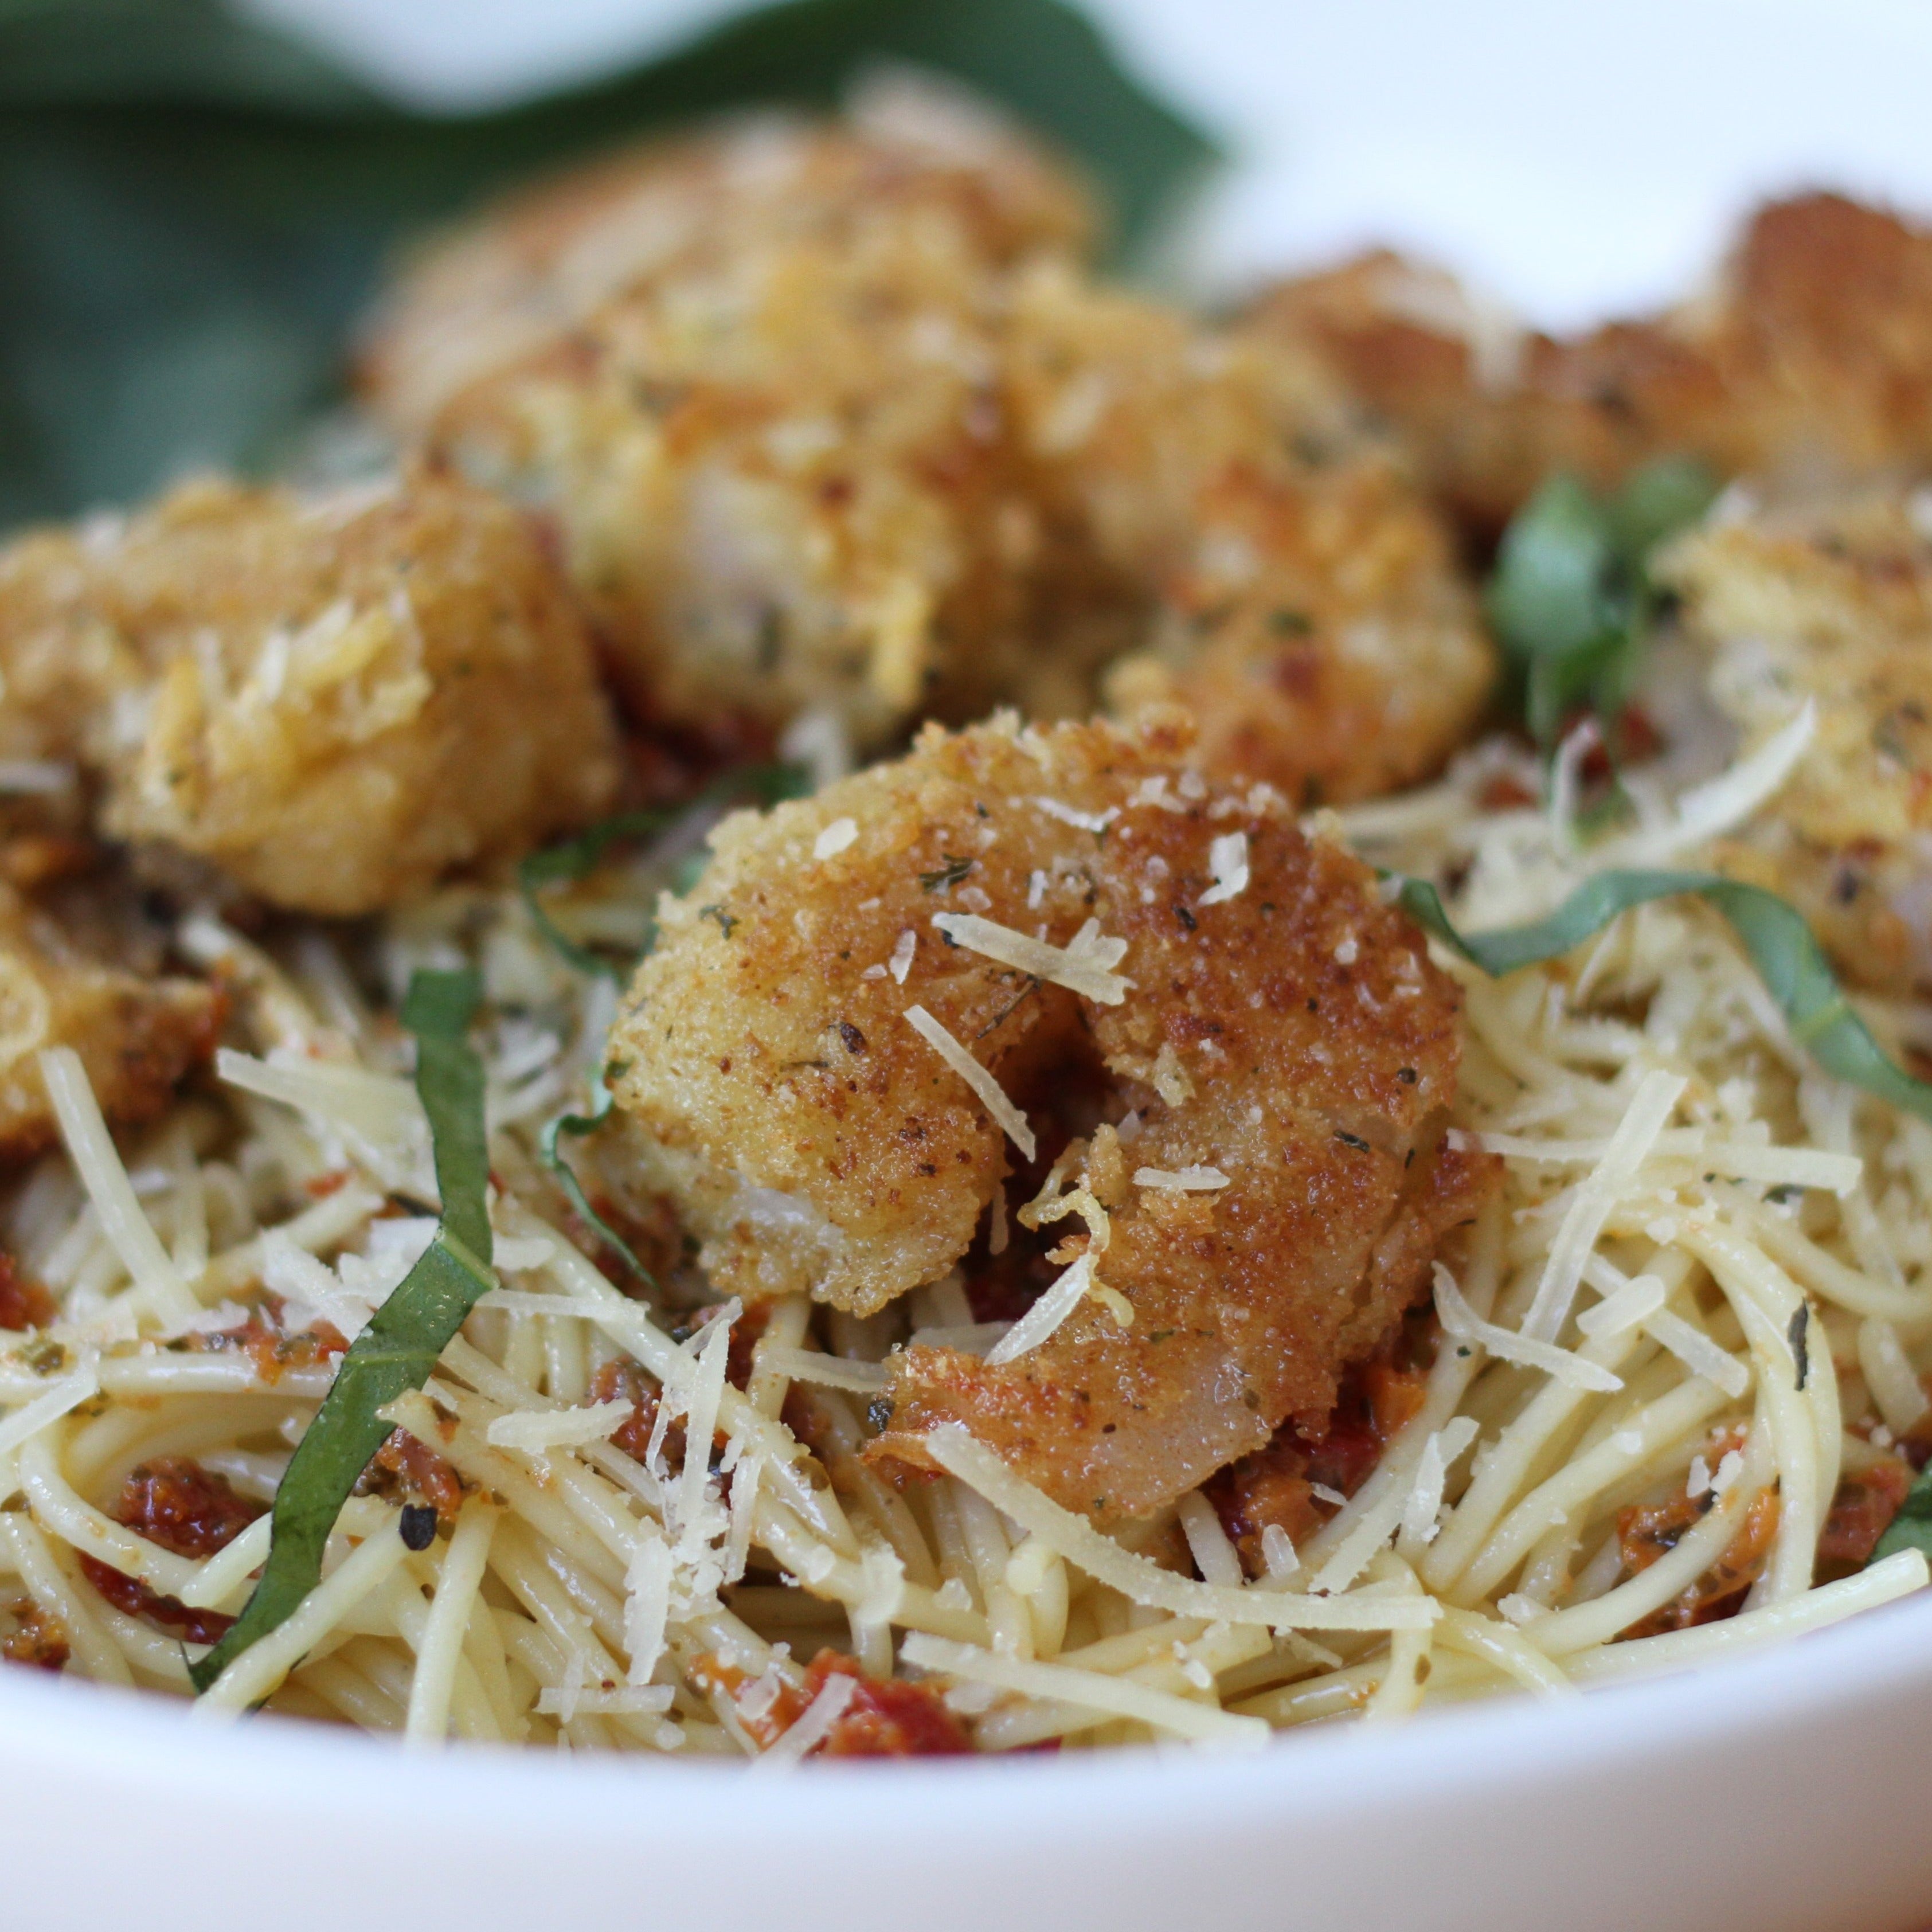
[0,0,1214,531]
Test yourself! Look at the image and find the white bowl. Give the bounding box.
[5,1589,1932,1932]
[12,7,1932,1929]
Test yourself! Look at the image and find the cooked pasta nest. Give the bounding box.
[0,709,1925,1757]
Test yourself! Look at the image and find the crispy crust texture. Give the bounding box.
[611,713,1493,1518]
[363,92,1096,750]
[360,86,1097,431]
[0,882,222,1159]
[0,472,620,916]
[364,104,1492,795]
[1004,262,1496,805]
[1660,486,1932,994]
[1246,195,1932,535]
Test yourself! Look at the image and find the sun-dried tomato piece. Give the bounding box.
[589,1357,664,1464]
[1818,1456,1914,1579]
[1207,1351,1430,1577]
[0,1253,56,1333]
[801,1651,971,1758]
[177,1305,349,1384]
[77,1458,265,1645]
[1617,1432,1780,1637]
[362,1426,466,1525]
[2,1598,69,1671]
[690,1649,970,1757]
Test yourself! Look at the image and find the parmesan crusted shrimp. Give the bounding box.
[0,470,620,916]
[1002,261,1496,803]
[363,85,1093,752]
[362,94,1493,796]
[1246,194,1932,538]
[0,879,220,1157]
[1654,483,1932,994]
[610,713,1496,1519]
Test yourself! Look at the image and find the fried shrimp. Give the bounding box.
[362,96,1492,794]
[363,86,1092,752]
[0,471,620,916]
[1000,261,1496,802]
[361,77,1095,429]
[1247,194,1932,537]
[0,881,221,1157]
[1655,484,1932,994]
[609,713,1496,1519]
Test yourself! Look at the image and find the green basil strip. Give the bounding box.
[1873,1464,1932,1567]
[1485,458,1719,752]
[541,1081,655,1288]
[518,762,809,980]
[1389,868,1932,1127]
[188,968,494,1694]
[519,808,685,979]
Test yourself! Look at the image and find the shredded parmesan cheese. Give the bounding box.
[904,1004,1036,1159]
[1577,1273,1668,1337]
[486,1401,632,1453]
[930,912,1131,1004]
[1133,1166,1230,1191]
[1644,1309,1751,1399]
[1198,831,1250,906]
[1434,1265,1624,1394]
[1151,1043,1194,1105]
[1522,1070,1686,1342]
[1607,701,1817,866]
[812,818,858,860]
[624,1535,673,1686]
[984,1253,1094,1364]
[754,1671,857,1767]
[1031,796,1118,834]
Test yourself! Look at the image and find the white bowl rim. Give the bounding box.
[4,1582,1929,1842]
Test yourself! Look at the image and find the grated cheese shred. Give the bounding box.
[930,911,1131,1004]
[904,1004,1036,1159]
[1197,831,1250,906]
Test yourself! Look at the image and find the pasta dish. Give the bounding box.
[1,78,1930,1759]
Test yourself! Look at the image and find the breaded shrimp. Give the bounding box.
[0,518,144,773]
[364,90,1092,750]
[1246,195,1932,537]
[0,472,620,916]
[1002,261,1496,802]
[1656,484,1932,994]
[0,879,221,1158]
[609,713,1496,1518]
[361,77,1096,429]
[363,98,1493,795]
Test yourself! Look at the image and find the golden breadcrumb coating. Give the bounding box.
[363,91,1092,749]
[0,472,620,917]
[610,713,1493,1519]
[0,881,221,1159]
[363,101,1492,797]
[1659,486,1932,994]
[0,519,145,771]
[1247,195,1932,535]
[360,80,1096,431]
[1001,261,1495,802]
